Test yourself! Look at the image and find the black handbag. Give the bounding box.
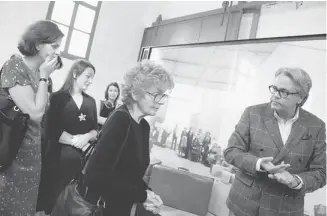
[0,68,30,172]
[50,109,131,216]
[50,141,104,216]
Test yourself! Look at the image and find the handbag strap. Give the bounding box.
[79,107,132,207]
[81,108,130,169]
[0,66,22,113]
[80,108,116,162]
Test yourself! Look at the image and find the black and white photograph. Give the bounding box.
[0,1,326,216]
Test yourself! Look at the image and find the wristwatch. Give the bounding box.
[292,175,302,188]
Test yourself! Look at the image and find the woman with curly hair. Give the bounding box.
[51,60,174,216]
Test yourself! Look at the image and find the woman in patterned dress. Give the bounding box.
[0,20,64,216]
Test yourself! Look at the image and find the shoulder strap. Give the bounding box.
[82,108,131,172]
[79,107,132,206]
[82,108,122,158]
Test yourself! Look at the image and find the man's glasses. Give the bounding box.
[145,91,169,105]
[268,85,298,99]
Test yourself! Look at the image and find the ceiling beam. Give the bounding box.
[149,1,276,28]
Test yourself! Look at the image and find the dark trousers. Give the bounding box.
[171,135,177,150]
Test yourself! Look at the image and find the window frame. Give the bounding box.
[46,1,102,60]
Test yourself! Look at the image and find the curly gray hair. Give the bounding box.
[275,67,312,106]
[121,60,175,105]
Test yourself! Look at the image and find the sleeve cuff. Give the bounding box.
[256,158,265,172]
[293,175,304,189]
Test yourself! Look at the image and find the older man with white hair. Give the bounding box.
[224,68,326,216]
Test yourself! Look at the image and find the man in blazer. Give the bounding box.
[224,68,326,216]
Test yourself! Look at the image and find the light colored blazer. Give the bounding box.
[224,103,326,216]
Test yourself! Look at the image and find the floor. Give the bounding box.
[149,144,326,216]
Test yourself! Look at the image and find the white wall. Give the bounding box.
[87,1,163,108]
[252,41,326,121]
[0,1,225,111]
[257,1,326,38]
[1,1,325,107]
[0,1,50,66]
[87,1,225,109]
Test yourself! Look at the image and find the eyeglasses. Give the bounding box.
[268,85,298,99]
[145,91,169,104]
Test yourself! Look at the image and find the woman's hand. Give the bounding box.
[72,133,92,150]
[39,55,58,79]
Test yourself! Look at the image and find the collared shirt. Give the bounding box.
[274,108,299,144]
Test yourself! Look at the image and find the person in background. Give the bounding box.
[216,146,223,165]
[185,127,194,159]
[224,68,326,216]
[98,82,120,127]
[36,76,55,215]
[208,143,220,172]
[160,127,170,147]
[36,59,98,215]
[0,20,63,216]
[178,127,188,157]
[201,132,211,166]
[191,129,202,162]
[41,76,54,159]
[54,60,175,216]
[152,125,159,141]
[171,124,178,150]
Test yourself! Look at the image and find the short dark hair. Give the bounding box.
[17,20,64,56]
[105,82,120,106]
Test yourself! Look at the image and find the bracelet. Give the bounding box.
[39,78,48,83]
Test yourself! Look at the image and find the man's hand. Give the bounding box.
[260,157,290,173]
[268,171,299,188]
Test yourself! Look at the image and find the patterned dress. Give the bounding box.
[0,55,44,215]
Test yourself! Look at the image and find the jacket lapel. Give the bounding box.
[284,109,308,150]
[263,103,284,152]
[273,108,308,164]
